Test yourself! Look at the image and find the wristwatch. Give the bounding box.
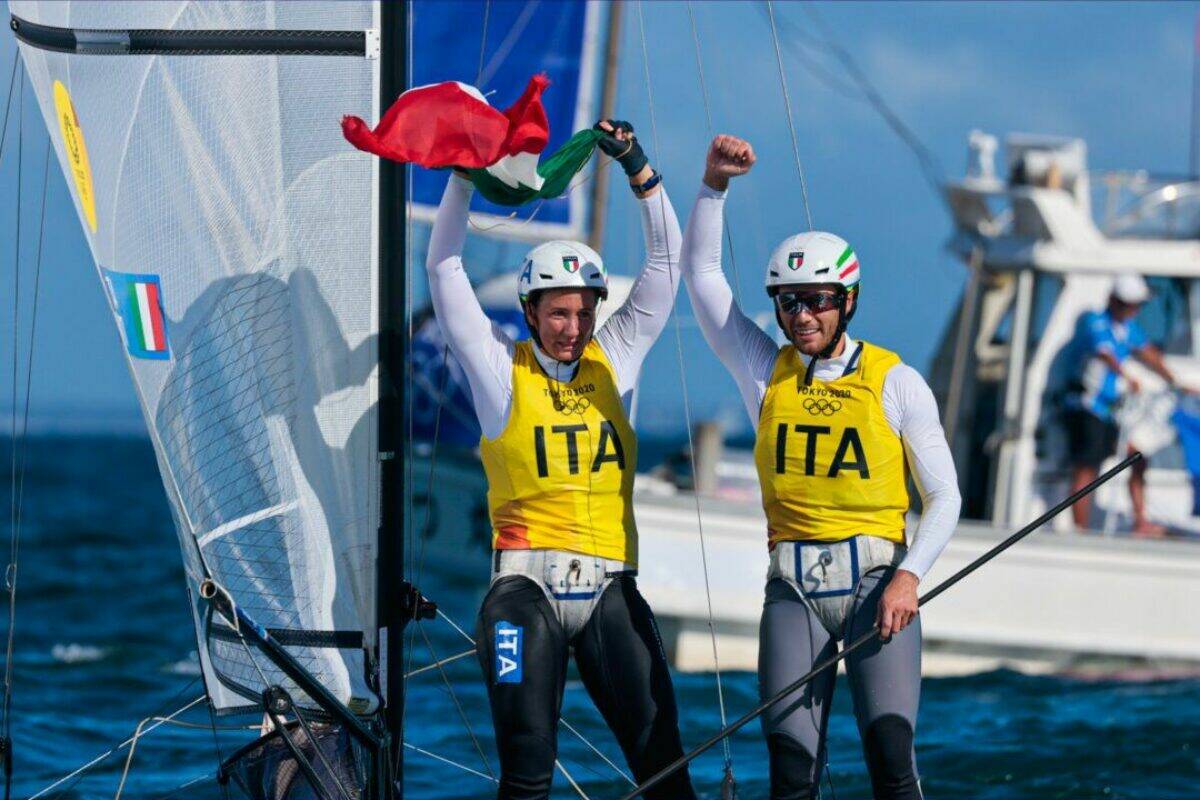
[631,169,662,195]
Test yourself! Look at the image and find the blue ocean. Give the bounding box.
[4,435,1199,799]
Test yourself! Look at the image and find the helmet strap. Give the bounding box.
[804,308,848,387]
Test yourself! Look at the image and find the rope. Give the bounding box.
[684,1,744,308]
[635,0,733,774]
[403,647,475,679]
[764,0,814,231]
[156,772,216,800]
[28,691,206,800]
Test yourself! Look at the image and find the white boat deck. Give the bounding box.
[634,490,1200,675]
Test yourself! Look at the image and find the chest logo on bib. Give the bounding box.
[533,421,626,477]
[774,423,870,478]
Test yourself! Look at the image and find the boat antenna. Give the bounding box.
[617,451,1144,800]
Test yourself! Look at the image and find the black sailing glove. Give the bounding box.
[593,119,649,176]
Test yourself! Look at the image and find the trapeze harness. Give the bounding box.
[680,182,961,800]
[426,174,696,800]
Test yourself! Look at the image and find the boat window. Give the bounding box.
[1139,277,1192,355]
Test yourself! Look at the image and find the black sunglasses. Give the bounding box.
[776,289,843,316]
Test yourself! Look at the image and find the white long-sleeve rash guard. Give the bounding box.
[426,173,683,441]
[680,184,962,579]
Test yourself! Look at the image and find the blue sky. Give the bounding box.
[1,1,1197,436]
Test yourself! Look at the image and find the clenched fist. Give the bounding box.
[703,134,755,191]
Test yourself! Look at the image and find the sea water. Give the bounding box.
[4,436,1199,799]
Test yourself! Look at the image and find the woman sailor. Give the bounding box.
[426,120,696,800]
[680,134,962,800]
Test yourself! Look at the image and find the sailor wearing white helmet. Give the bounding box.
[1064,273,1185,536]
[680,135,962,800]
[426,119,696,800]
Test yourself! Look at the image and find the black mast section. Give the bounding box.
[377,1,409,797]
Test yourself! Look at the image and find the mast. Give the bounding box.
[586,2,623,252]
[378,0,409,795]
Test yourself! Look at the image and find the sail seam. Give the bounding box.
[194,501,297,548]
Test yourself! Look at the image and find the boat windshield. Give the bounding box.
[1141,276,1195,356]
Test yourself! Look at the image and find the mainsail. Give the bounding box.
[10,0,383,722]
[8,0,607,796]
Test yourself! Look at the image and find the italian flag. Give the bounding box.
[837,246,859,282]
[128,279,167,354]
[343,74,602,207]
[104,270,170,360]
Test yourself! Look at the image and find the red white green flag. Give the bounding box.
[103,269,171,360]
[343,74,602,208]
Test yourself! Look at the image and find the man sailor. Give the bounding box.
[680,134,962,800]
[426,120,696,800]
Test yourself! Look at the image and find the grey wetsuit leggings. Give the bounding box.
[759,566,923,800]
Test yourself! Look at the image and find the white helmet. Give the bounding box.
[517,240,608,304]
[765,231,860,297]
[1112,274,1150,304]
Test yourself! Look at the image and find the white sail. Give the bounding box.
[11,0,382,714]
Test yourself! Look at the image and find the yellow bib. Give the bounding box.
[754,341,909,546]
[480,340,639,564]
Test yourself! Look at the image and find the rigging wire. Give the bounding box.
[0,51,18,168]
[28,688,205,800]
[765,0,814,231]
[401,0,491,736]
[780,4,946,197]
[402,646,475,679]
[429,611,635,787]
[403,742,497,784]
[685,1,744,309]
[634,1,735,781]
[1,65,26,800]
[415,621,494,780]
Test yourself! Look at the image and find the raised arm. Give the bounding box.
[594,185,683,397]
[426,173,515,439]
[681,135,779,427]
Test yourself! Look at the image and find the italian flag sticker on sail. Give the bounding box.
[103,270,171,360]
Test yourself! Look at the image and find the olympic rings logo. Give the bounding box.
[552,395,592,415]
[802,398,842,416]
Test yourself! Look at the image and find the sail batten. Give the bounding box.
[12,0,384,720]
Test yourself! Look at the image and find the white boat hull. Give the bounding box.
[416,453,1200,676]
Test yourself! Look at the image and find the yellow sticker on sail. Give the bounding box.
[52,80,98,233]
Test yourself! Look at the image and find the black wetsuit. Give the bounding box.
[476,572,696,800]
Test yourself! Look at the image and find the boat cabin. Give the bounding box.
[935,131,1200,534]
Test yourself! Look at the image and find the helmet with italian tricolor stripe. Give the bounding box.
[765,231,861,297]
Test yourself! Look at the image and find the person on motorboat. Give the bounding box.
[1064,274,1186,537]
[426,119,696,800]
[680,134,962,800]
